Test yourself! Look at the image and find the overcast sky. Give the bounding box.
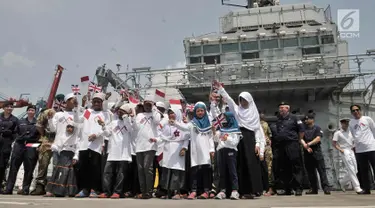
[0,0,374,110]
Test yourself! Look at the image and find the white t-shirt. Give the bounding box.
[349,116,375,153]
[332,129,354,150]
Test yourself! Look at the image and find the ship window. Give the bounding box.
[302,47,321,55]
[204,55,221,65]
[222,43,239,53]
[301,36,319,46]
[242,52,259,60]
[321,35,335,44]
[260,39,279,49]
[189,46,201,55]
[280,38,298,48]
[203,44,220,54]
[240,41,258,51]
[189,57,201,64]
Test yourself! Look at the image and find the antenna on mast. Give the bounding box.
[221,0,253,8]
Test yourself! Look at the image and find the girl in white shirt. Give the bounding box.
[172,102,215,199]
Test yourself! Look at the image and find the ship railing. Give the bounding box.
[114,53,375,89]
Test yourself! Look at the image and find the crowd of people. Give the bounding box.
[0,80,374,200]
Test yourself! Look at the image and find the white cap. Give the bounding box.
[92,92,106,101]
[64,93,76,102]
[119,104,131,113]
[143,95,154,102]
[155,101,166,109]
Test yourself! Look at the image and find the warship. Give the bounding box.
[94,0,375,190]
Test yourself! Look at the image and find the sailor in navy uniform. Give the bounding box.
[0,101,18,192]
[301,113,330,195]
[4,105,39,195]
[271,102,305,196]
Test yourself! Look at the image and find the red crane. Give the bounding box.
[46,65,65,109]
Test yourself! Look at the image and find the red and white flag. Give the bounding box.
[26,143,41,148]
[155,89,165,102]
[81,76,90,83]
[169,99,182,110]
[88,82,102,93]
[71,84,81,95]
[83,109,91,120]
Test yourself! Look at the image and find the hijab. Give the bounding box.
[221,112,241,133]
[169,108,182,122]
[236,92,261,131]
[191,102,211,133]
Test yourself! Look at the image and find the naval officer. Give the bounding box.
[270,102,304,196]
[301,113,330,195]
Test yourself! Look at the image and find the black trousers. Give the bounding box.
[303,146,329,191]
[238,127,263,195]
[260,160,270,191]
[136,150,155,195]
[77,149,102,193]
[356,151,375,192]
[0,142,12,186]
[5,142,38,193]
[218,148,238,192]
[273,141,304,191]
[103,161,130,196]
[190,164,212,193]
[124,155,140,195]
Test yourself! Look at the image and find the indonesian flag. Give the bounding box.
[128,95,140,108]
[53,100,66,111]
[71,84,81,95]
[155,89,165,102]
[80,76,90,83]
[214,114,226,129]
[26,143,41,148]
[88,82,102,93]
[169,99,182,110]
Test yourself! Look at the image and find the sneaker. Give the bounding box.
[230,191,240,200]
[110,193,120,199]
[89,190,99,198]
[215,192,226,200]
[198,192,209,199]
[187,192,196,200]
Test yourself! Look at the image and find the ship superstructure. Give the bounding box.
[95,1,375,189]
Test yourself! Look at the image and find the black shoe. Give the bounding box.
[323,188,331,195]
[277,190,292,196]
[357,190,371,195]
[2,191,12,195]
[305,189,318,195]
[295,189,302,196]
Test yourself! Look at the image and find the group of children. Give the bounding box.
[7,80,268,200]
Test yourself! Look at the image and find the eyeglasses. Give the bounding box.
[351,109,360,113]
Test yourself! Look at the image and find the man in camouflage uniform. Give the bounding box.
[29,109,56,195]
[259,111,274,196]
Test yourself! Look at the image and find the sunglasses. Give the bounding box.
[351,109,360,113]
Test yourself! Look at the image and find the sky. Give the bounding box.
[0,0,374,113]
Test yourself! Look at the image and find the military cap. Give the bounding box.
[278,101,289,107]
[339,118,350,122]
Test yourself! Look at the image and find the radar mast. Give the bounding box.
[221,0,279,8]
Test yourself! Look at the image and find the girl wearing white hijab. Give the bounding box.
[213,80,265,199]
